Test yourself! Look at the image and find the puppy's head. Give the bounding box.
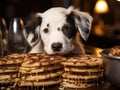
[25,6,93,55]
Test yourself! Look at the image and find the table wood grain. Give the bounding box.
[10,82,118,90]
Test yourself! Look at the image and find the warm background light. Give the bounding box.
[94,0,109,14]
[117,0,120,2]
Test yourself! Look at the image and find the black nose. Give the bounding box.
[51,42,62,51]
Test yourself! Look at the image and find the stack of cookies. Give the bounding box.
[19,53,66,87]
[0,53,27,88]
[61,54,103,89]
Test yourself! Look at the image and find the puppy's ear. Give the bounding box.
[67,6,93,41]
[23,13,42,52]
[24,13,42,34]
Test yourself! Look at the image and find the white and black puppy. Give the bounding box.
[24,6,93,55]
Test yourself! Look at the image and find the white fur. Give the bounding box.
[27,6,93,55]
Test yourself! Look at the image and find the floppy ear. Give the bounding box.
[23,13,42,53]
[67,6,93,41]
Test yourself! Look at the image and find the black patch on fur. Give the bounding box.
[23,14,42,53]
[62,13,77,39]
[24,41,32,53]
[25,15,42,43]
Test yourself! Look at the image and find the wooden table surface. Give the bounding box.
[8,82,118,90]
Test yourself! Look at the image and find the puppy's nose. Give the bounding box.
[51,42,62,51]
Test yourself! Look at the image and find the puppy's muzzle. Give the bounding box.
[51,42,62,51]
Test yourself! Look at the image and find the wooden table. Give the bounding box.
[11,82,118,90]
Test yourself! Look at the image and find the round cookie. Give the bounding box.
[109,46,120,56]
[0,74,18,81]
[0,78,19,84]
[62,72,103,80]
[61,55,103,66]
[0,66,19,73]
[21,54,66,67]
[21,59,61,67]
[64,66,103,73]
[61,81,96,88]
[19,78,62,86]
[19,65,62,74]
[0,58,23,65]
[0,53,28,65]
[21,70,63,81]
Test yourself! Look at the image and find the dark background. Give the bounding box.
[0,0,118,24]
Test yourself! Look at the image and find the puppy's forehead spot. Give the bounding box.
[47,23,49,27]
[57,27,60,31]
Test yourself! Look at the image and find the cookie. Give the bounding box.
[0,73,18,80]
[64,66,103,73]
[0,53,27,65]
[62,72,103,80]
[0,78,19,84]
[19,78,62,86]
[0,66,19,73]
[61,55,103,66]
[0,58,22,65]
[61,81,95,88]
[109,46,120,56]
[21,55,66,67]
[21,70,63,81]
[19,64,62,74]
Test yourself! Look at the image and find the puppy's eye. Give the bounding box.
[43,28,49,33]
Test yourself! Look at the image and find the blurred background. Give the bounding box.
[0,0,120,50]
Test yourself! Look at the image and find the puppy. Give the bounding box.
[24,6,93,55]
